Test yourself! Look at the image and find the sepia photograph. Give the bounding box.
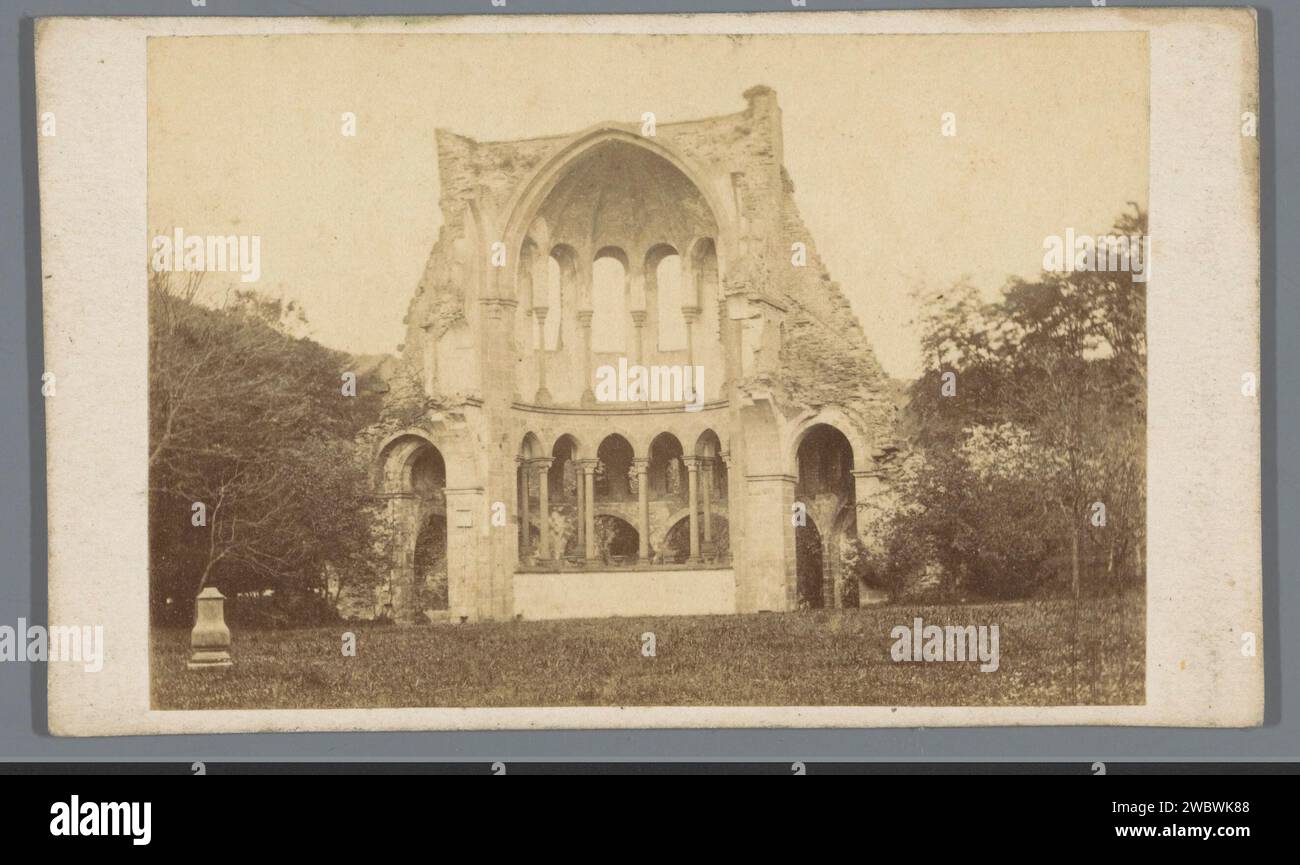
[33,9,1261,735]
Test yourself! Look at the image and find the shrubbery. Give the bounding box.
[149,272,387,626]
[871,208,1147,602]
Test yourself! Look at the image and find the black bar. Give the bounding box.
[8,765,1279,849]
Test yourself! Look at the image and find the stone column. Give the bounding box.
[718,451,732,561]
[516,459,530,563]
[742,472,797,612]
[578,309,595,405]
[580,459,597,561]
[682,306,700,372]
[533,305,551,403]
[531,249,552,403]
[574,462,584,565]
[683,305,702,410]
[633,457,650,561]
[535,458,553,562]
[683,456,701,563]
[701,457,714,555]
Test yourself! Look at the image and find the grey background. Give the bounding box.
[2,0,1292,763]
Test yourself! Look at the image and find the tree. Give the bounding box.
[890,208,1147,599]
[149,270,386,624]
[872,425,1058,599]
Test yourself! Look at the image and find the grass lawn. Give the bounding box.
[152,594,1144,710]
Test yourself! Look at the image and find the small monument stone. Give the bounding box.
[188,586,232,670]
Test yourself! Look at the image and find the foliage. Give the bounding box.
[886,207,1147,600]
[836,535,867,607]
[873,428,1057,599]
[149,270,386,624]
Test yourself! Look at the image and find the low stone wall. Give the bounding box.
[512,568,736,620]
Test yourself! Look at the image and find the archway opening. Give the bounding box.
[662,516,691,564]
[409,446,446,497]
[408,446,448,611]
[694,429,729,560]
[413,514,448,610]
[663,514,731,565]
[374,436,450,621]
[595,434,634,502]
[647,432,685,503]
[550,434,582,559]
[647,245,685,352]
[591,250,627,353]
[795,424,857,608]
[517,433,543,561]
[593,514,639,564]
[796,424,855,499]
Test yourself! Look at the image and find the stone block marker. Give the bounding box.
[188,586,232,670]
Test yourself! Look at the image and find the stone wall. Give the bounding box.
[364,86,900,623]
[513,567,735,620]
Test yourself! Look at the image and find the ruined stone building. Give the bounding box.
[368,86,898,623]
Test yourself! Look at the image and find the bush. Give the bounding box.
[872,433,1057,601]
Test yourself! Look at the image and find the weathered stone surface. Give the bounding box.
[359,88,898,623]
[188,586,233,669]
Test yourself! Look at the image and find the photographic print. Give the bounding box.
[37,10,1261,733]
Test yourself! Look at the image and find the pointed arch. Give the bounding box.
[786,408,871,473]
[500,126,736,273]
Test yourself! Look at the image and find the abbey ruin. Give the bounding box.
[364,87,899,623]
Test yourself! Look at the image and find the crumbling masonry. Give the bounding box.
[363,87,898,623]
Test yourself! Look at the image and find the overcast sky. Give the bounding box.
[148,31,1147,379]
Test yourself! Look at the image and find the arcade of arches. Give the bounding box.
[510,140,724,408]
[369,418,874,622]
[516,430,730,569]
[362,88,898,623]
